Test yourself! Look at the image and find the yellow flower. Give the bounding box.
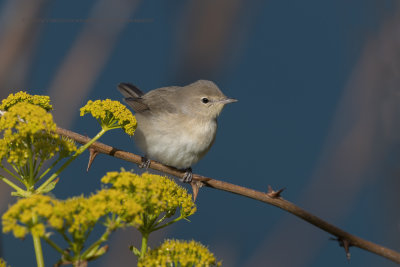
[0,102,76,167]
[46,190,143,240]
[2,189,142,261]
[89,189,143,227]
[2,190,135,240]
[2,195,54,239]
[138,239,221,267]
[101,171,196,226]
[0,91,52,111]
[80,99,137,135]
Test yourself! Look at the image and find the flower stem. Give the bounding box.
[37,128,107,193]
[151,215,184,232]
[43,235,68,257]
[81,226,112,259]
[32,214,45,267]
[33,234,44,267]
[28,139,35,189]
[0,164,24,184]
[0,176,26,195]
[37,156,62,181]
[140,232,149,258]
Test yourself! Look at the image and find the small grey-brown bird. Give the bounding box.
[117,80,237,182]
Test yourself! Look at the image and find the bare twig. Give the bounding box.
[55,127,400,264]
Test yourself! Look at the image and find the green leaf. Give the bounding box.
[38,177,59,193]
[130,246,141,257]
[86,245,109,261]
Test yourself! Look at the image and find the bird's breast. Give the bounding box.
[134,113,217,169]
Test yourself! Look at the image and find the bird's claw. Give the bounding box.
[139,157,150,169]
[180,168,193,183]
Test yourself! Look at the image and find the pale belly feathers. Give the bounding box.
[134,113,217,169]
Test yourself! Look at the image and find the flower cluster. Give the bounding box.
[1,190,142,241]
[48,195,110,239]
[138,239,221,267]
[90,188,143,227]
[2,195,54,238]
[1,92,215,266]
[0,102,76,167]
[101,171,196,224]
[2,171,194,247]
[0,91,52,111]
[80,99,137,135]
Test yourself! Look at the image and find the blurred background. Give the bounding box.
[1,0,400,266]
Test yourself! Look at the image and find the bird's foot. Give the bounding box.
[139,156,151,169]
[180,167,193,183]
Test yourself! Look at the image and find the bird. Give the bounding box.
[117,80,237,183]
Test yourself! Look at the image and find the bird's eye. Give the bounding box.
[201,97,209,104]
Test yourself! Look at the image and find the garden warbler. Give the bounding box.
[117,80,237,182]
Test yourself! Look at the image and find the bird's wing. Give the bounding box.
[141,86,180,114]
[117,83,149,113]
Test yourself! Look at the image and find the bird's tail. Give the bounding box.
[117,83,149,112]
[117,83,144,98]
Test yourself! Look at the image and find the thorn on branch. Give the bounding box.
[87,147,99,172]
[190,180,204,202]
[330,237,351,261]
[266,185,285,198]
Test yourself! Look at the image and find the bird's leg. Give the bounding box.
[139,156,151,169]
[180,167,193,183]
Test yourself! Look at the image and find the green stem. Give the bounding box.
[137,214,159,258]
[151,216,184,232]
[32,158,38,179]
[37,128,107,193]
[9,163,23,178]
[155,214,167,225]
[59,229,72,245]
[37,156,62,181]
[43,235,69,259]
[33,158,45,181]
[140,232,149,258]
[33,235,44,267]
[81,226,112,259]
[0,165,24,184]
[28,139,34,189]
[32,214,45,267]
[0,176,26,195]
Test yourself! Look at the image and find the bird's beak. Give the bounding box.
[218,97,238,104]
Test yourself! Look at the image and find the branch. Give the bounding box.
[55,127,400,264]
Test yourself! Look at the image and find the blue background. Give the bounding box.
[1,1,400,266]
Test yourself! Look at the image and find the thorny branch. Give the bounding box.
[55,127,400,264]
